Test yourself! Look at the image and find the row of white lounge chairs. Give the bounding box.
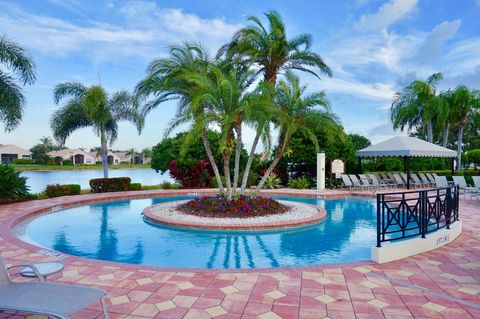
[340,172,480,194]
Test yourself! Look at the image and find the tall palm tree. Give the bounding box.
[448,85,480,169]
[436,90,455,147]
[126,148,137,164]
[185,63,270,199]
[51,83,143,178]
[256,71,337,190]
[391,73,443,143]
[0,36,37,131]
[136,43,226,194]
[219,10,332,85]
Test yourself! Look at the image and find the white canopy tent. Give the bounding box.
[356,136,456,189]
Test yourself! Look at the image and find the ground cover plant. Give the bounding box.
[178,195,287,218]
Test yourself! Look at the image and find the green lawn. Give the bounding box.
[12,163,151,171]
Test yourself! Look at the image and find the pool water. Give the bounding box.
[23,196,377,269]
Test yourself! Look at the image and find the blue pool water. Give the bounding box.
[22,196,377,269]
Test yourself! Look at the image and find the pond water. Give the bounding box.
[21,169,173,193]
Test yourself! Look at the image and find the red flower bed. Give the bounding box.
[178,195,288,218]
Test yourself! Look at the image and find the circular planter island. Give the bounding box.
[143,200,327,230]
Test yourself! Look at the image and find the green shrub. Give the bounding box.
[210,176,227,189]
[288,176,311,189]
[0,165,34,201]
[89,177,131,193]
[45,184,81,197]
[63,159,73,165]
[12,159,34,165]
[246,172,259,187]
[264,173,282,189]
[160,181,172,189]
[467,149,480,166]
[129,183,142,191]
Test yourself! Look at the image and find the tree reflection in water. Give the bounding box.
[53,203,144,264]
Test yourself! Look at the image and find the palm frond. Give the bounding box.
[50,99,92,145]
[0,70,24,131]
[0,36,37,84]
[53,82,87,104]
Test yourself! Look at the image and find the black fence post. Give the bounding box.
[376,193,381,247]
[446,187,451,229]
[421,190,427,238]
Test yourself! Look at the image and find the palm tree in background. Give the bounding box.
[448,85,480,169]
[136,43,226,194]
[51,82,144,178]
[390,73,443,143]
[219,10,332,85]
[0,35,37,131]
[256,71,338,190]
[126,148,137,164]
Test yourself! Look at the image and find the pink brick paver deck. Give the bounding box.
[1,189,479,319]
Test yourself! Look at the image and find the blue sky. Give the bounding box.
[1,0,480,151]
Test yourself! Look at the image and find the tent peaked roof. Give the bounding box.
[356,136,456,158]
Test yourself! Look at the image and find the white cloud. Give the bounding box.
[0,1,241,61]
[315,78,395,101]
[355,0,418,31]
[416,20,461,62]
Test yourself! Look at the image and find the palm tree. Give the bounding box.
[436,90,455,147]
[391,73,443,143]
[256,71,337,190]
[126,148,137,164]
[448,85,480,169]
[0,36,37,131]
[219,10,332,85]
[185,62,271,199]
[136,43,226,194]
[50,83,143,178]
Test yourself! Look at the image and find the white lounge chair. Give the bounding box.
[0,255,109,319]
[472,176,480,190]
[368,174,394,190]
[340,174,354,190]
[452,176,479,193]
[418,173,434,187]
[349,174,369,191]
[410,173,428,188]
[392,173,406,187]
[434,175,450,188]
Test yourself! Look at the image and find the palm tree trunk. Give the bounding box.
[456,125,464,170]
[201,131,224,195]
[240,128,262,194]
[223,153,232,200]
[256,132,288,191]
[232,124,242,192]
[100,128,109,178]
[442,123,450,147]
[426,119,433,143]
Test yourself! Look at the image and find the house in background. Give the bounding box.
[0,144,32,164]
[48,149,96,165]
[113,152,149,164]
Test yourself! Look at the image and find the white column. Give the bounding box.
[317,152,325,190]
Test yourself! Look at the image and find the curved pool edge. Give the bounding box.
[2,188,384,272]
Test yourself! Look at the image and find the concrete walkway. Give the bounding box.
[0,189,479,318]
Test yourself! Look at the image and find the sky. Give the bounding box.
[1,0,480,151]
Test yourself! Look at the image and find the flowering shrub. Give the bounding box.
[179,195,286,217]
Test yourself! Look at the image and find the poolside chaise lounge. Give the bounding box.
[391,173,406,187]
[410,173,429,188]
[367,174,393,190]
[434,175,450,188]
[348,174,369,191]
[0,255,109,319]
[340,174,354,190]
[452,176,479,193]
[472,176,480,190]
[418,172,434,187]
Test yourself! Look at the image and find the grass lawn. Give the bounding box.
[12,163,151,171]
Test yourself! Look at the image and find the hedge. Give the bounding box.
[12,159,34,165]
[129,183,142,191]
[90,177,131,193]
[45,184,81,197]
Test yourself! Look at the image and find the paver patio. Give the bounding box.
[0,189,479,318]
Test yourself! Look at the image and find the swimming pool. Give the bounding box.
[21,196,377,269]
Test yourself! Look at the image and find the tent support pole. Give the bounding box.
[406,156,411,190]
[358,157,362,173]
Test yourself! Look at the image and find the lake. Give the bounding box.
[21,168,173,193]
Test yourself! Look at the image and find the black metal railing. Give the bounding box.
[376,186,459,247]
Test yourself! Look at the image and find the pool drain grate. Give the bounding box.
[366,272,480,310]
